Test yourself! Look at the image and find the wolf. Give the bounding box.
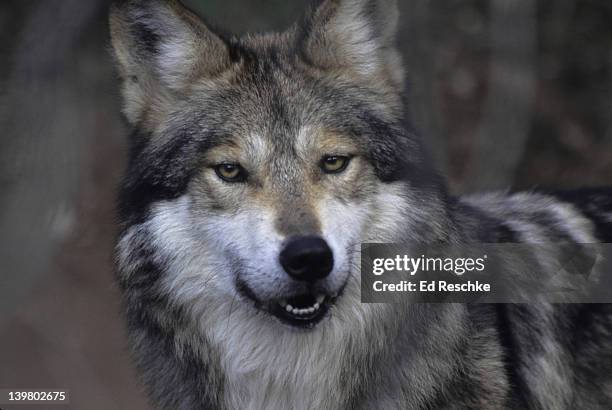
[110,0,612,408]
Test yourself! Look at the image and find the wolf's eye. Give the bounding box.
[321,155,350,174]
[214,164,247,182]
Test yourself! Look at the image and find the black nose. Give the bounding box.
[279,236,334,282]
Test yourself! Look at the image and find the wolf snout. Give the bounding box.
[279,236,334,282]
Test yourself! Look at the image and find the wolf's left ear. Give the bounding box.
[300,0,403,89]
[109,0,230,125]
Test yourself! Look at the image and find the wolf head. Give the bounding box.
[112,0,449,331]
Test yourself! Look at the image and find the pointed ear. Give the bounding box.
[300,0,404,89]
[109,0,230,125]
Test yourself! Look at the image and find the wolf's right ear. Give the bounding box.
[299,0,404,90]
[109,0,230,125]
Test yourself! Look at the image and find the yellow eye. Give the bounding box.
[321,155,350,174]
[214,164,247,182]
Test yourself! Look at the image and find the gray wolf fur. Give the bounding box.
[110,0,612,408]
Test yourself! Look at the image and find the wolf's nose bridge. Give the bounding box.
[273,198,321,238]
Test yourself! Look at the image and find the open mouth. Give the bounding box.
[237,280,332,328]
[270,293,330,328]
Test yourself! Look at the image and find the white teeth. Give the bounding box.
[282,303,323,315]
[278,296,327,316]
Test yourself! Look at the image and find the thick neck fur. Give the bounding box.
[172,297,473,410]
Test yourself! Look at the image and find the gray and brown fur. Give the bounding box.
[110,0,612,408]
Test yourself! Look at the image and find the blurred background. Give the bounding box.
[0,0,611,408]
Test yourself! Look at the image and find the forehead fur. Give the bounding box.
[110,0,405,125]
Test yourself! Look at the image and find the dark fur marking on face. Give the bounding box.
[351,113,440,188]
[118,127,224,226]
